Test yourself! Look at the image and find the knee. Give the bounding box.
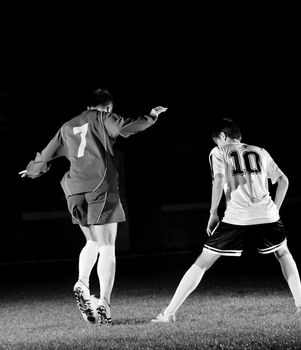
[194,262,208,271]
[195,261,213,271]
[92,223,117,247]
[194,249,219,270]
[194,258,213,271]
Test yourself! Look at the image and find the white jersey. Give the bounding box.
[209,142,284,225]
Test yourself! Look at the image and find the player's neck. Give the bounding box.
[88,106,112,112]
[228,138,241,144]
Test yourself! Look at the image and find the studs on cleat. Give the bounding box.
[96,305,113,326]
[74,287,97,324]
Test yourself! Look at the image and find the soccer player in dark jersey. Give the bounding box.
[19,88,167,325]
[152,117,301,323]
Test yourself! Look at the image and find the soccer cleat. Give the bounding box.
[73,280,97,324]
[96,297,113,325]
[151,310,176,323]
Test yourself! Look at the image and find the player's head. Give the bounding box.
[211,117,242,146]
[89,88,114,112]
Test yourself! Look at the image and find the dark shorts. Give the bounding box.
[66,191,126,226]
[203,220,287,257]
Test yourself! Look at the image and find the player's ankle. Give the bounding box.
[163,307,175,317]
[100,296,110,306]
[78,278,89,289]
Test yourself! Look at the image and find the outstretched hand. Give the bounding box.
[150,106,168,117]
[19,170,28,178]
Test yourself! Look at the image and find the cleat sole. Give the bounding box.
[74,288,97,324]
[97,306,113,326]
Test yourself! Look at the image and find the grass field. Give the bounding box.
[1,251,301,349]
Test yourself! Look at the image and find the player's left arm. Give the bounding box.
[19,128,66,179]
[274,173,289,211]
[104,106,167,138]
[264,148,289,211]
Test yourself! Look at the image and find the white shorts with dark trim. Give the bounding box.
[203,220,287,257]
[66,191,126,226]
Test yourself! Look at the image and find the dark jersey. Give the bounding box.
[26,109,158,197]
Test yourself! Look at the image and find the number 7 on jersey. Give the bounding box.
[73,123,89,158]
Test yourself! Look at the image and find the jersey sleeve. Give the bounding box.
[263,148,284,184]
[103,113,158,138]
[26,127,67,178]
[209,147,225,180]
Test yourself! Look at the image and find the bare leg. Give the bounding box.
[163,249,220,316]
[274,243,301,308]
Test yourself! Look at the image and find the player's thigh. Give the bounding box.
[66,194,88,226]
[86,192,125,226]
[256,220,287,255]
[91,223,118,247]
[79,225,94,241]
[203,222,245,257]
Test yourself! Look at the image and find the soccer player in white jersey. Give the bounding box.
[152,117,301,323]
[19,88,167,325]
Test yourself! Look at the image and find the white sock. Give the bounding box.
[97,245,116,304]
[164,264,206,316]
[278,254,301,307]
[78,240,99,288]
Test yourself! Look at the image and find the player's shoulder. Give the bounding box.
[209,146,220,156]
[102,112,120,122]
[64,110,96,128]
[209,146,225,161]
[242,143,269,155]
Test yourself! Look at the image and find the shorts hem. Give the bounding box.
[203,245,242,257]
[258,239,287,255]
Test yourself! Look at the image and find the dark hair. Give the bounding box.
[211,117,242,140]
[89,88,114,107]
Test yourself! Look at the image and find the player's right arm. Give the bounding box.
[264,148,289,211]
[207,173,225,235]
[206,147,225,235]
[19,128,66,179]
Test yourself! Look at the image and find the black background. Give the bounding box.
[1,19,299,261]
